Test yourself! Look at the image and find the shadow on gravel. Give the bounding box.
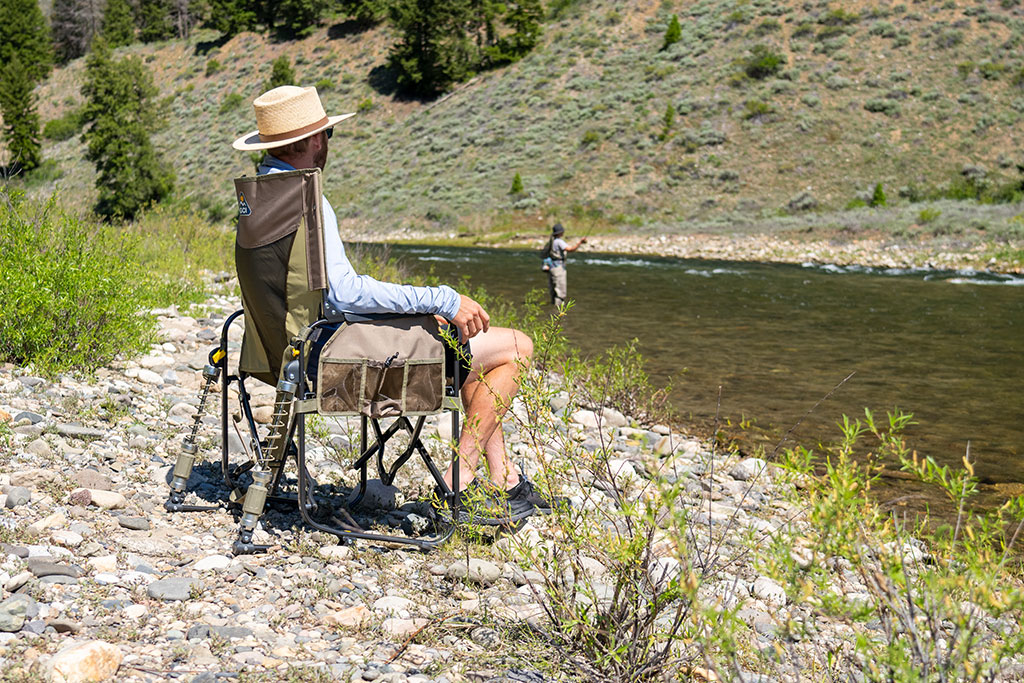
[162,458,436,542]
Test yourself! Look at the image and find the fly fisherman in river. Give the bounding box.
[541,222,586,307]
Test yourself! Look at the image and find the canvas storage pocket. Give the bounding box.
[317,315,446,418]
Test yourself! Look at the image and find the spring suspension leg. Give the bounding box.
[232,359,300,554]
[165,358,223,513]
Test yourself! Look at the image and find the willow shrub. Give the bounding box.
[0,189,226,375]
[501,307,1024,681]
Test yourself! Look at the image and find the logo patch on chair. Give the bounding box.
[237,190,252,216]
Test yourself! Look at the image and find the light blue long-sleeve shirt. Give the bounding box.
[257,156,461,320]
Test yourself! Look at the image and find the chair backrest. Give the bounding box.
[234,168,327,385]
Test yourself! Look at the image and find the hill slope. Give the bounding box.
[22,0,1024,245]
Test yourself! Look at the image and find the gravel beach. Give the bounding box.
[1,285,1021,682]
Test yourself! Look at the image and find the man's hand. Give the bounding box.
[451,294,490,342]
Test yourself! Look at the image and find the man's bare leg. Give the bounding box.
[443,326,532,491]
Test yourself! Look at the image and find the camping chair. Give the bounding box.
[164,168,472,553]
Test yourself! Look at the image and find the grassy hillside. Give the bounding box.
[18,0,1024,246]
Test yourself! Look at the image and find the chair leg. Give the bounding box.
[232,359,300,554]
[233,468,273,555]
[165,348,225,513]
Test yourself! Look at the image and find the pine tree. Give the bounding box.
[493,0,542,64]
[0,0,53,82]
[208,0,260,36]
[80,39,175,220]
[338,0,387,23]
[509,171,523,195]
[266,56,296,90]
[660,102,676,140]
[277,0,329,37]
[0,55,42,173]
[138,0,175,42]
[662,14,681,51]
[52,0,103,63]
[169,0,199,38]
[102,0,135,47]
[870,182,887,207]
[387,0,475,97]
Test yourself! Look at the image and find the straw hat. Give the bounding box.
[232,85,355,151]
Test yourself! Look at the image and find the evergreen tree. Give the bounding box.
[387,0,475,97]
[169,0,200,38]
[52,0,103,63]
[102,0,135,47]
[0,0,53,82]
[80,39,174,220]
[277,0,328,37]
[208,0,260,36]
[138,0,175,42]
[0,55,42,173]
[659,102,676,140]
[266,55,295,90]
[870,182,887,207]
[492,0,542,64]
[509,171,523,195]
[662,14,681,50]
[339,0,387,23]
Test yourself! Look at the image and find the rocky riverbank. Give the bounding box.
[1,289,1019,682]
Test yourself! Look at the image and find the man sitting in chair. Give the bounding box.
[232,85,556,522]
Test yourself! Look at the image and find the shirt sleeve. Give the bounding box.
[320,196,462,320]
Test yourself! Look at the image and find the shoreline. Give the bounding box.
[344,228,1024,275]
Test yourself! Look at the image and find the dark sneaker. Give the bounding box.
[505,476,569,514]
[433,479,534,525]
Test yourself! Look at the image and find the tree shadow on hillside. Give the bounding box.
[367,64,400,97]
[194,34,231,56]
[328,18,380,40]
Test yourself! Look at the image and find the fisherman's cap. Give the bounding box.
[552,222,565,235]
[232,85,355,151]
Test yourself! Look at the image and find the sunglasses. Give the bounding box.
[325,127,334,140]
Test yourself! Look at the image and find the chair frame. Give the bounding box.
[166,306,470,553]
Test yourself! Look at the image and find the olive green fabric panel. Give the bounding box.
[234,168,327,386]
[236,234,294,386]
[301,172,327,293]
[285,213,322,349]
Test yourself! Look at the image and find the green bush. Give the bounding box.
[580,129,602,146]
[205,58,222,77]
[741,98,774,120]
[864,97,900,116]
[266,55,296,91]
[918,207,941,223]
[42,108,82,141]
[739,44,784,80]
[219,92,245,114]
[0,190,229,375]
[0,191,156,374]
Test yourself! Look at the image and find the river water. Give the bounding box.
[388,244,1024,488]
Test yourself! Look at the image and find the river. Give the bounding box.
[386,244,1024,490]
